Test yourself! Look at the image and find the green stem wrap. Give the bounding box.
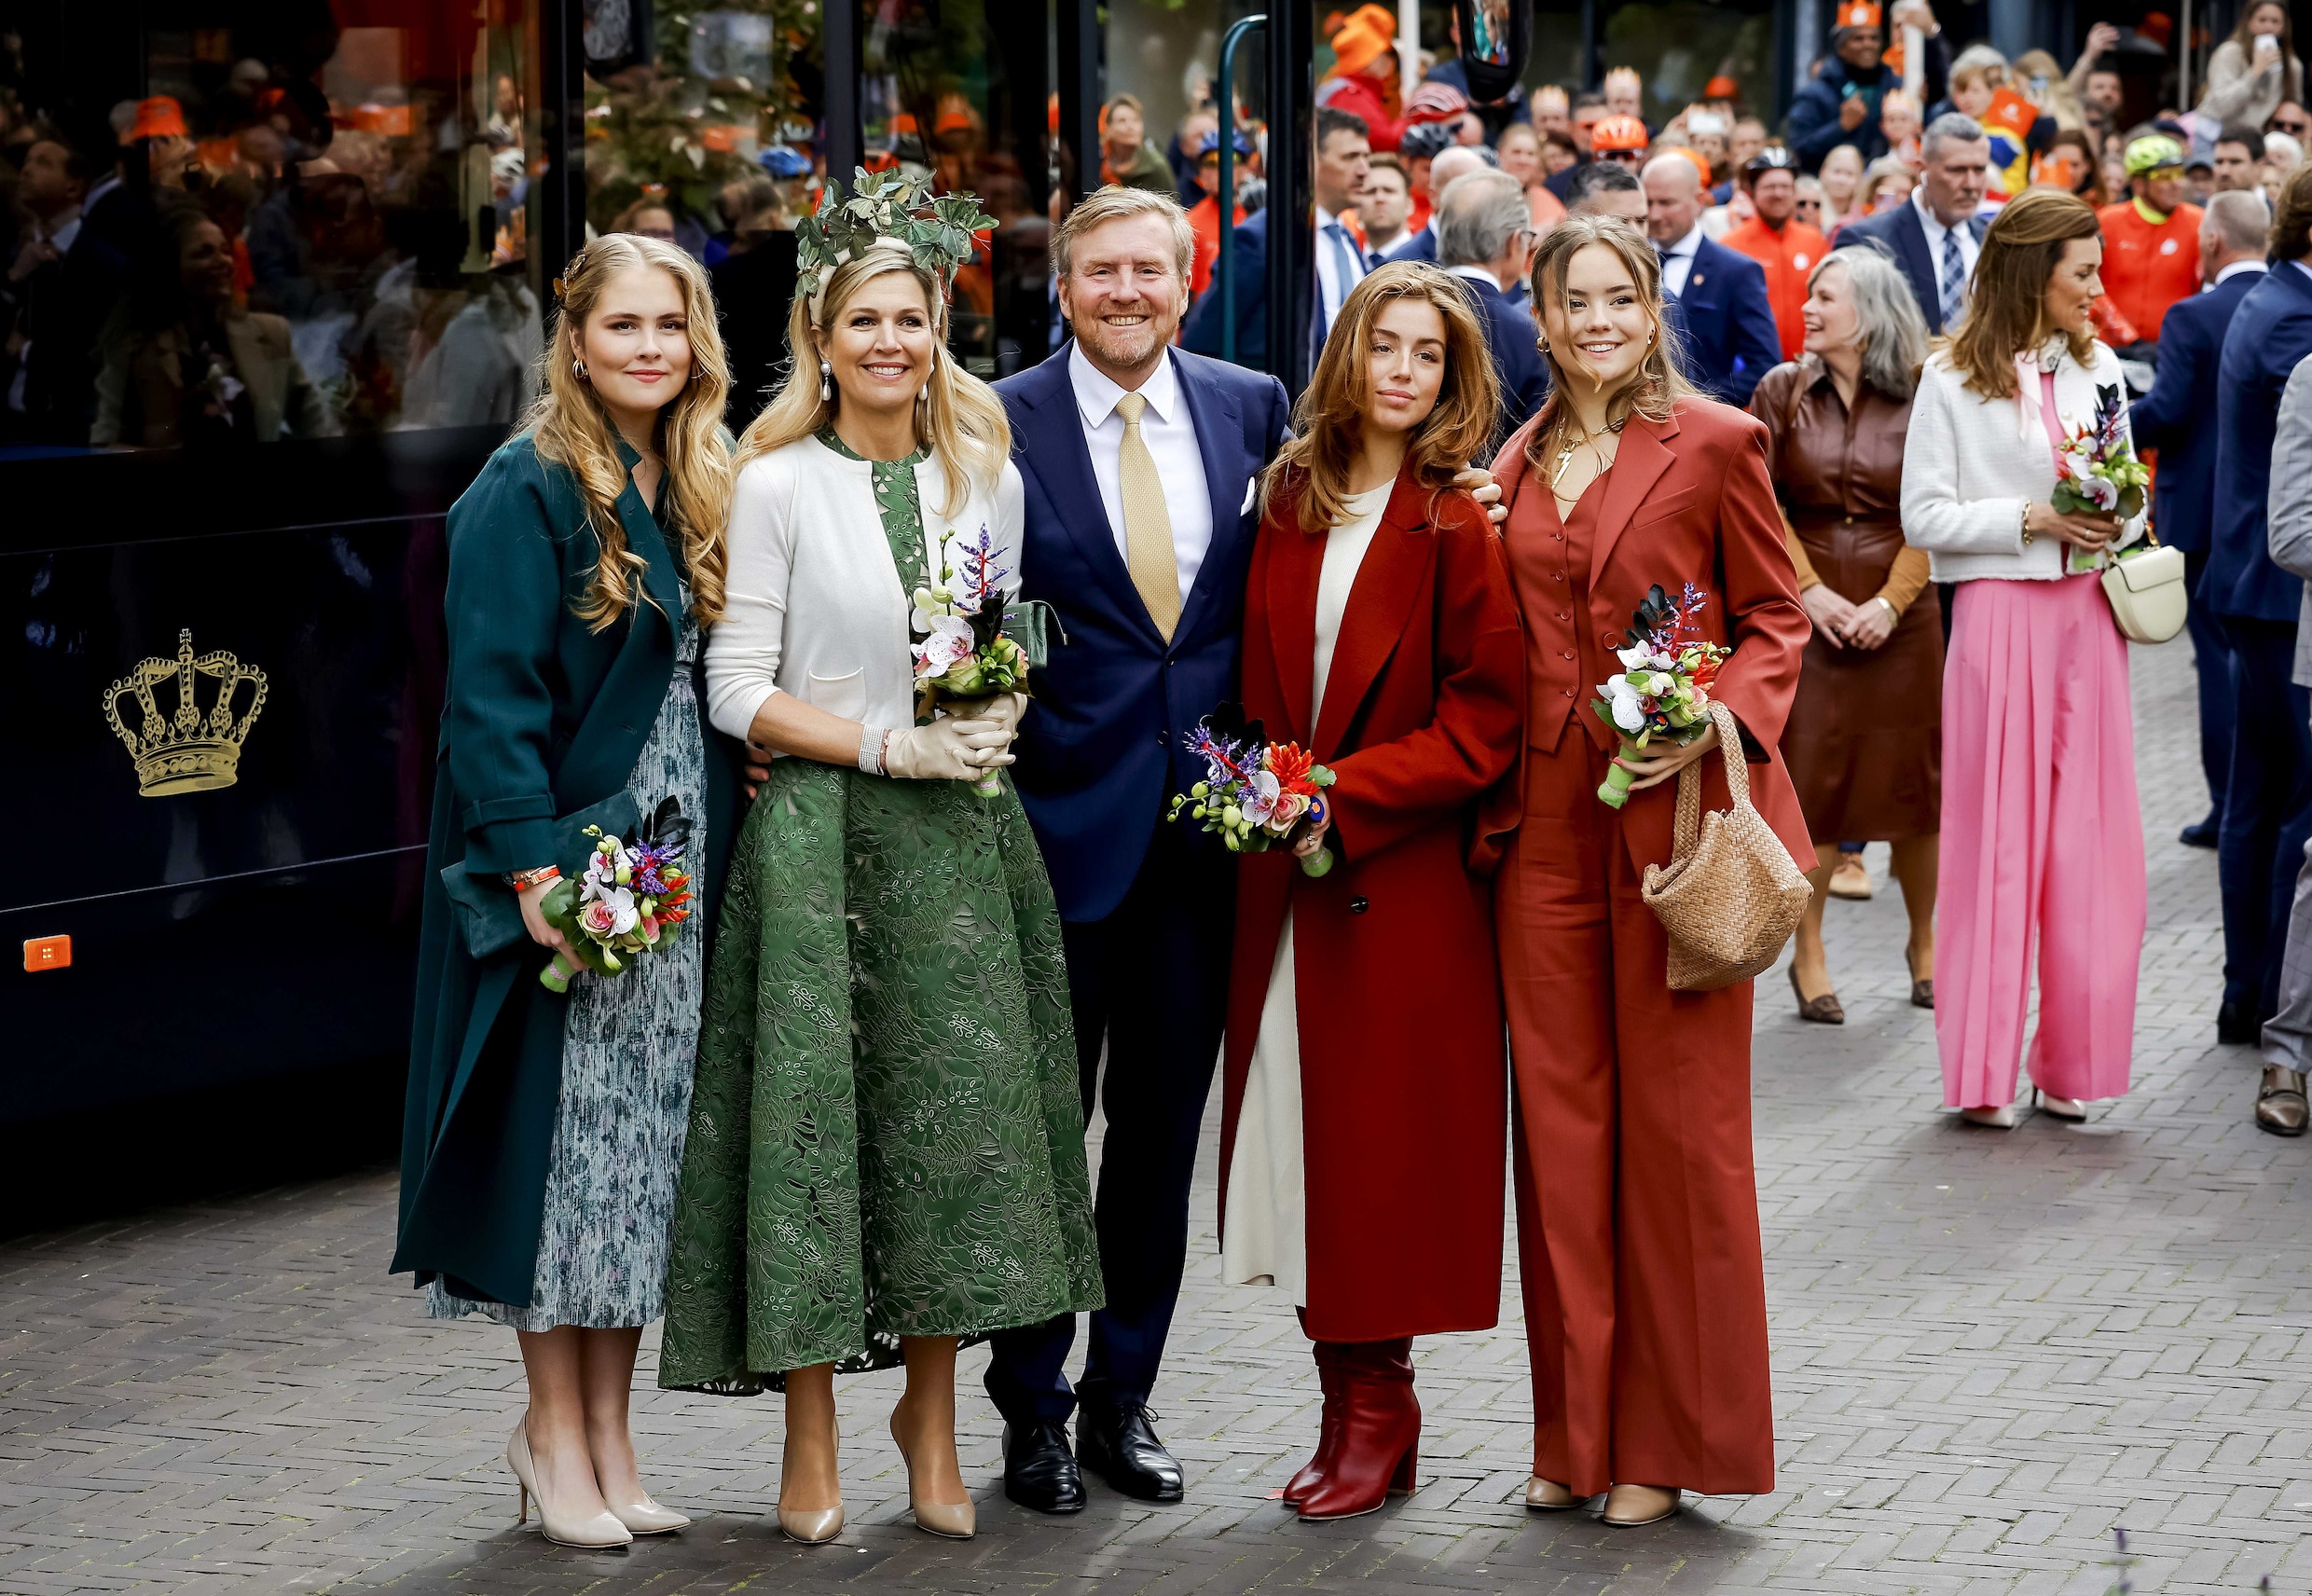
[1597,738,1644,808]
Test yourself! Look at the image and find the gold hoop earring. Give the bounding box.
[571,353,587,380]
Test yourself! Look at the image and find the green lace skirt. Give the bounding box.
[658,760,1102,1393]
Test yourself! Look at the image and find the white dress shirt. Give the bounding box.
[1914,191,1981,285]
[1068,343,1218,604]
[1658,223,1703,297]
[1315,204,1369,335]
[2214,259,2270,287]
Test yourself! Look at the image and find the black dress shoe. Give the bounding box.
[1077,1401,1185,1502]
[2180,815,2221,849]
[1000,1420,1086,1514]
[2217,1002,2262,1046]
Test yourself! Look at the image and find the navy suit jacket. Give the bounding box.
[1385,226,1438,265]
[1449,269,1550,443]
[997,347,1296,921]
[2209,263,2312,624]
[1837,201,1988,336]
[2131,268,2264,555]
[1183,207,1279,367]
[1663,236,1782,407]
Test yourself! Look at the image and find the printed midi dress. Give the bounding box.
[428,584,709,1332]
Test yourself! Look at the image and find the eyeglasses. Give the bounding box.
[2278,117,2311,133]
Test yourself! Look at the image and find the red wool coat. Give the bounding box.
[1218,466,1524,1343]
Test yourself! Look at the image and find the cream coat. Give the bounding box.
[705,433,1025,742]
[1899,340,2147,585]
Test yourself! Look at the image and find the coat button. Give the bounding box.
[1562,688,1575,697]
[1557,611,1571,621]
[1560,650,1575,661]
[1350,895,1369,914]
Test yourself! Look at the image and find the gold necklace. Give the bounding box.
[1550,415,1629,491]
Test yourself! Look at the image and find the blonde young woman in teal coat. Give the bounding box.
[392,235,742,1548]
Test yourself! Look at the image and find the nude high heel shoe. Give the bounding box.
[1601,1482,1682,1526]
[890,1409,976,1539]
[1960,1103,2016,1128]
[604,1491,689,1535]
[777,1414,845,1545]
[507,1418,633,1548]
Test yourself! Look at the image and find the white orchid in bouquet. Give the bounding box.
[909,523,1030,797]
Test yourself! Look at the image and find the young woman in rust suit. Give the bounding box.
[1219,261,1523,1521]
[1489,215,1812,1526]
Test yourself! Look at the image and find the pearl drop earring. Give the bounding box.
[819,359,833,402]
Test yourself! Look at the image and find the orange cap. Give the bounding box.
[1704,75,1741,101]
[124,95,188,144]
[1590,114,1651,153]
[1324,4,1397,79]
[1669,145,1713,185]
[1837,1,1882,29]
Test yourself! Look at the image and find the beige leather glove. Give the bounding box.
[884,718,985,780]
[951,693,1026,767]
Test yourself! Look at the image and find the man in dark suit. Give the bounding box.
[1836,113,1990,336]
[992,186,1297,1512]
[0,135,128,446]
[2205,166,2312,1046]
[2128,188,2271,848]
[1433,167,1549,442]
[1380,143,1490,267]
[1639,153,1781,406]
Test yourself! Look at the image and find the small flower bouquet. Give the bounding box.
[1591,583,1731,810]
[1167,702,1340,877]
[536,798,694,993]
[2052,384,2149,573]
[911,523,1029,797]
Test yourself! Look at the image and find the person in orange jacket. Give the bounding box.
[2096,133,2204,346]
[1185,130,1252,298]
[1718,147,1832,360]
[1314,4,1408,152]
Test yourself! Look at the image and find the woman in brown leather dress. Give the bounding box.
[1750,245,1941,1023]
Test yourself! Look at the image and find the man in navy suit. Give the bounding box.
[1639,153,1781,406]
[1379,144,1490,268]
[1836,113,1990,336]
[1433,167,1550,442]
[2128,189,2271,848]
[1182,106,1373,368]
[990,186,1296,1512]
[2205,168,2312,1046]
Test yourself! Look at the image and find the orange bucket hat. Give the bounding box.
[124,96,188,144]
[1325,5,1397,79]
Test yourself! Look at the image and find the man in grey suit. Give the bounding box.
[2252,351,2312,1136]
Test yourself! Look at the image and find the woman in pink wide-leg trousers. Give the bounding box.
[1898,189,2148,1126]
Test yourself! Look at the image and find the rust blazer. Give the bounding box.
[1219,465,1523,1342]
[1484,397,1814,879]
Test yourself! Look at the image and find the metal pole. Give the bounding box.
[1057,0,1102,210]
[1218,14,1266,367]
[2181,0,2193,111]
[1267,0,1315,394]
[823,0,861,180]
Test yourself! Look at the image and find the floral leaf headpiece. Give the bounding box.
[796,166,997,327]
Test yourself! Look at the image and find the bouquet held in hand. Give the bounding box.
[910,522,1028,797]
[1591,583,1731,810]
[536,798,695,993]
[1167,701,1340,877]
[2050,385,2149,573]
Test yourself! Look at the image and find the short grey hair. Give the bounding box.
[1435,170,1531,268]
[1810,245,1930,401]
[2206,187,2274,254]
[1053,185,1195,281]
[1921,112,1988,163]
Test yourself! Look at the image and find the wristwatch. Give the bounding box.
[507,865,562,889]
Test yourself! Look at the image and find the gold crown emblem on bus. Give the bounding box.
[103,629,268,796]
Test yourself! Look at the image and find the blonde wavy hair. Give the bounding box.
[1523,213,1696,475]
[528,233,734,631]
[736,241,1011,516]
[1263,262,1500,532]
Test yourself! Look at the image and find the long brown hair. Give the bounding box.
[528,234,734,631]
[1262,262,1499,532]
[1522,213,1696,476]
[1941,186,2099,400]
[736,241,1012,517]
[2230,0,2304,103]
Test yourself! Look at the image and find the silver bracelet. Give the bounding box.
[858,724,888,776]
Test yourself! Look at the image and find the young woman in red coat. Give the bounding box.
[1490,214,1811,1527]
[1219,261,1523,1522]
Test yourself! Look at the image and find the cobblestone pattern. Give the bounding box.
[1,640,2306,1595]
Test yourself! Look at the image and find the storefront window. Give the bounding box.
[0,0,551,455]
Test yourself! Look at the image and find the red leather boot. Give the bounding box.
[1295,1338,1418,1521]
[1283,1337,1344,1506]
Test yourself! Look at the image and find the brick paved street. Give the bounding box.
[3,638,2307,1596]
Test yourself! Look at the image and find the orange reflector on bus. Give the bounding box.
[22,936,71,972]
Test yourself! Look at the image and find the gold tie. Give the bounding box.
[1113,391,1181,641]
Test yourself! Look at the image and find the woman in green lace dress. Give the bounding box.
[660,227,1100,1544]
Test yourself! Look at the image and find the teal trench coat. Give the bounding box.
[392,433,741,1307]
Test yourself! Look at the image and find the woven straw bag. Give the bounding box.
[1640,700,1813,991]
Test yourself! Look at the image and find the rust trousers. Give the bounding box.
[1495,730,1777,1499]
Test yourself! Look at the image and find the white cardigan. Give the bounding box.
[705,433,1026,741]
[1899,341,2147,585]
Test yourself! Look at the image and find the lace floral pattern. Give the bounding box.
[428,589,707,1332]
[657,759,1101,1392]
